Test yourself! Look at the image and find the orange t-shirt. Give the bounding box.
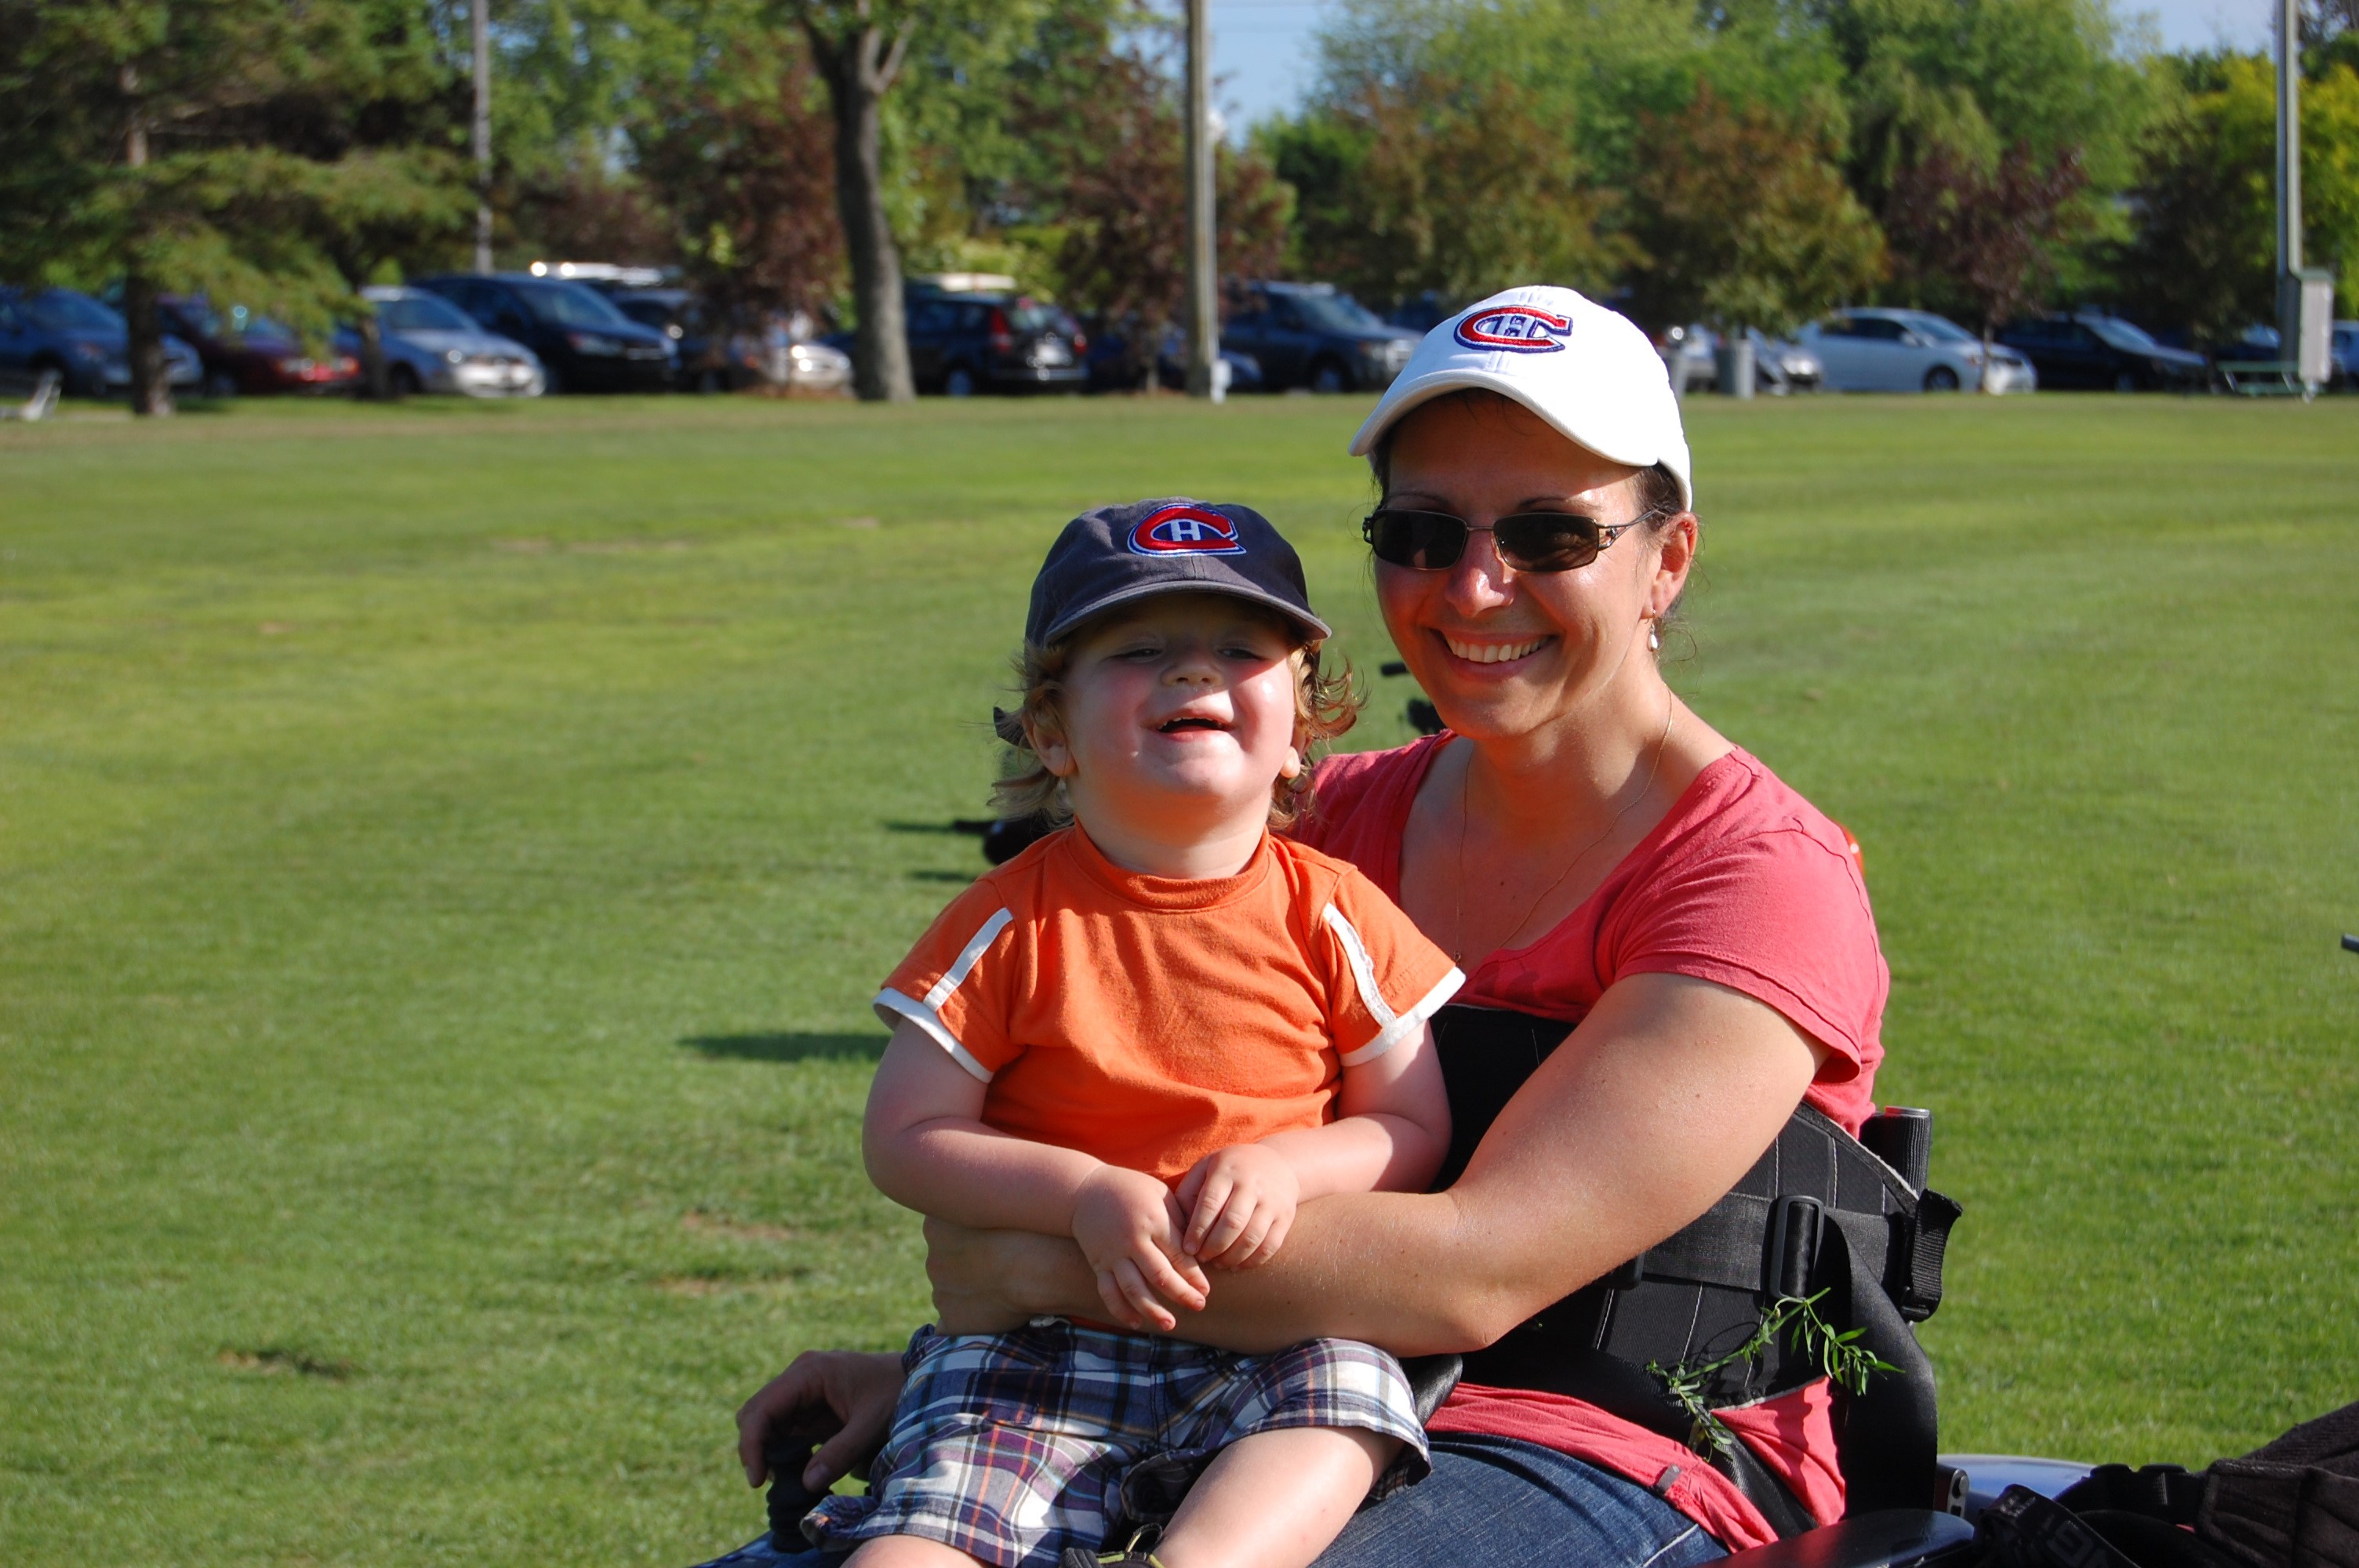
[874,826,1463,1183]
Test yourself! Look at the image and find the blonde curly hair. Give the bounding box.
[992,612,1358,831]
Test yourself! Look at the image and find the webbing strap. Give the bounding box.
[1825,1208,1942,1515]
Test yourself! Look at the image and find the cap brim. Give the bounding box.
[1039,579,1332,647]
[1350,366,1668,474]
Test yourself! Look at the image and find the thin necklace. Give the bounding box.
[1452,691,1677,967]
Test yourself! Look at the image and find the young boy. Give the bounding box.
[802,500,1461,1568]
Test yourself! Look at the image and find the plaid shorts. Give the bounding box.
[802,1320,1430,1568]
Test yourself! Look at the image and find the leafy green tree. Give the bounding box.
[2110,53,2359,339]
[0,0,470,413]
[1263,66,1628,309]
[1623,82,1886,336]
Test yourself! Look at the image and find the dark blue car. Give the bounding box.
[413,273,675,394]
[0,287,202,399]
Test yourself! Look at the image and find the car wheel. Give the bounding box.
[696,368,725,394]
[203,369,238,399]
[1309,358,1353,394]
[2114,369,2139,393]
[388,364,422,398]
[943,365,978,398]
[1923,365,1961,393]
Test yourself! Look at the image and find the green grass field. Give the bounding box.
[2,391,2354,1566]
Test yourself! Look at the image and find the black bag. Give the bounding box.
[1979,1401,2359,1568]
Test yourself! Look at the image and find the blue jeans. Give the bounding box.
[1313,1433,1729,1568]
[692,1433,1725,1568]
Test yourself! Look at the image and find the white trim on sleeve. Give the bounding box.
[925,907,1016,1009]
[1321,902,1466,1065]
[874,988,994,1083]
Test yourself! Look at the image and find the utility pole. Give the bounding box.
[473,0,493,273]
[1183,0,1220,400]
[2276,0,2302,360]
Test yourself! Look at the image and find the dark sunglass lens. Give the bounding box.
[1494,514,1604,572]
[1369,511,1467,570]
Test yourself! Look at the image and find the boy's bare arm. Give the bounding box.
[1176,1021,1452,1265]
[863,1018,1209,1327]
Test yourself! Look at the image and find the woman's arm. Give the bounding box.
[930,972,1826,1354]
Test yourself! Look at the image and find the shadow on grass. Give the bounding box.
[681,1031,889,1064]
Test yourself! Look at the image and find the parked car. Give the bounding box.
[155,296,361,396]
[1798,308,2036,393]
[335,287,543,397]
[1221,282,1417,393]
[888,287,1087,396]
[2335,321,2359,383]
[1659,324,1821,394]
[0,286,200,399]
[1994,311,2207,391]
[413,273,675,393]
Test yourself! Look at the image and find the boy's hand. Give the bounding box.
[1070,1165,1210,1332]
[1175,1142,1300,1269]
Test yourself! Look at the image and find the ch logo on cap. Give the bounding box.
[1455,307,1573,354]
[1128,504,1245,557]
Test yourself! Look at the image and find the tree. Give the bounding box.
[1264,66,1628,310]
[1006,9,1288,387]
[1881,140,2086,367]
[0,0,471,413]
[2108,55,2359,340]
[1623,83,1887,336]
[634,42,845,321]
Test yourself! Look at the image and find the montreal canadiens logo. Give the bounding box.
[1129,504,1245,557]
[1455,307,1573,354]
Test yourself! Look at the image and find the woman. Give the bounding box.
[726,285,1890,1568]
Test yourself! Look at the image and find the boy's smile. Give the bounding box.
[1034,592,1304,880]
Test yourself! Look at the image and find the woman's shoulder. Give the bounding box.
[1665,748,1864,876]
[1296,734,1448,862]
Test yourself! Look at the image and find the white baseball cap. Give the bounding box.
[1348,285,1693,510]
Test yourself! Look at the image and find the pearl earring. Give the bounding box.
[1648,619,1662,652]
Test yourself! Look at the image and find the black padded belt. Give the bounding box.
[1427,1004,1961,1534]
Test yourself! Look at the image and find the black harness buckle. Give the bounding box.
[1764,1194,1824,1300]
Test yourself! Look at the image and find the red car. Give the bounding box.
[157,296,361,396]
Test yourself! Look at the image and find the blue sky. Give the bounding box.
[1201,0,2277,131]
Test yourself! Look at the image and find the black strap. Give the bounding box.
[1825,1208,1943,1515]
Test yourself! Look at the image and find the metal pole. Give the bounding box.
[2276,0,2301,358]
[473,0,493,273]
[1183,0,1219,400]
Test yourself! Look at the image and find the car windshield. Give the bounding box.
[1906,314,1977,343]
[1289,292,1387,334]
[517,282,631,328]
[2085,317,2161,351]
[27,292,124,333]
[378,294,475,333]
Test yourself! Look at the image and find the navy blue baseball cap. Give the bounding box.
[1025,499,1333,647]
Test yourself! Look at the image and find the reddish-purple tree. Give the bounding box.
[1882,143,2088,376]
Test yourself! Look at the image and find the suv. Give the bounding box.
[413,273,675,393]
[1221,282,1417,393]
[896,287,1086,396]
[1995,311,2208,391]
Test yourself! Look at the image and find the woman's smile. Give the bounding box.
[1438,633,1552,667]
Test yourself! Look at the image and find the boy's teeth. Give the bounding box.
[1445,636,1544,664]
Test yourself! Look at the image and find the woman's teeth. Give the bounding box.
[1444,636,1545,665]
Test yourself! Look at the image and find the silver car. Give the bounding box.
[355,285,544,397]
[1798,308,2036,394]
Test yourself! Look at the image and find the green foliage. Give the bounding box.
[1651,1290,1902,1457]
[1625,84,1887,333]
[0,0,472,393]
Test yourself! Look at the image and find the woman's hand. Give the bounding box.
[1176,1142,1301,1269]
[1070,1164,1212,1330]
[735,1348,904,1492]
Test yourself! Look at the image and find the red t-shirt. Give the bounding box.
[1293,736,1891,1552]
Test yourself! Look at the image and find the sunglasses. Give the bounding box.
[1361,507,1662,573]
